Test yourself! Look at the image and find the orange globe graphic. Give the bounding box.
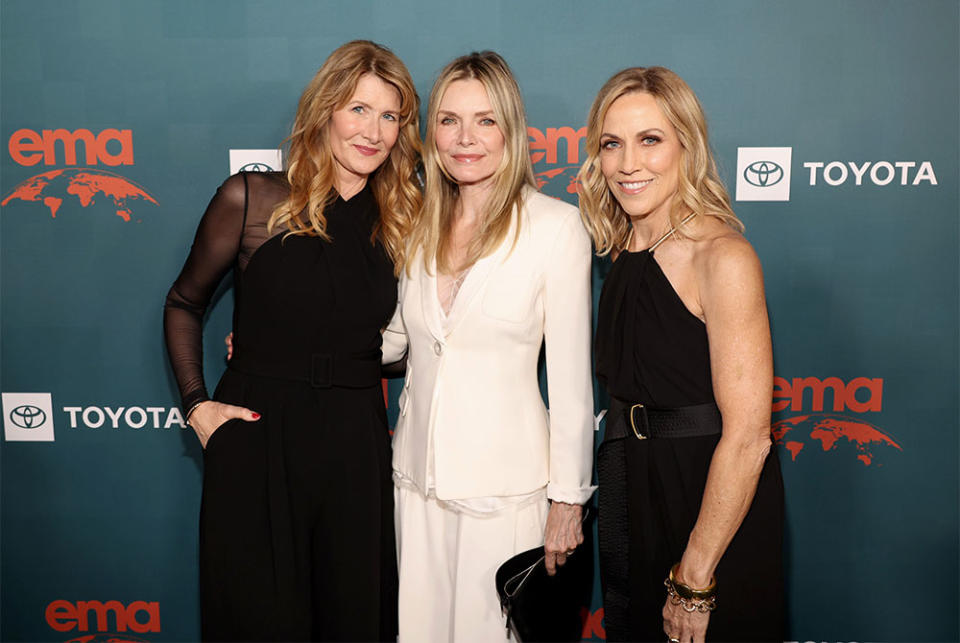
[2,168,158,221]
[534,165,581,196]
[773,413,902,466]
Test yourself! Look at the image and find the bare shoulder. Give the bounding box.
[693,218,760,273]
[690,218,764,298]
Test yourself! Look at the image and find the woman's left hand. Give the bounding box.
[662,599,709,643]
[543,501,583,575]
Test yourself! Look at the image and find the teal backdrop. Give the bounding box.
[2,1,957,641]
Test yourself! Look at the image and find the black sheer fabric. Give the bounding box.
[162,172,400,640]
[163,171,396,412]
[163,172,288,412]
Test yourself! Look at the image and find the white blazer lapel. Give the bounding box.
[441,218,516,337]
[418,257,445,342]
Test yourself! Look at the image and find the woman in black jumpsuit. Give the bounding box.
[578,67,784,642]
[163,41,421,642]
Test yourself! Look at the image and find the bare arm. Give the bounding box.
[663,236,773,642]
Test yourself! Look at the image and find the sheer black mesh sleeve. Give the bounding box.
[163,174,248,413]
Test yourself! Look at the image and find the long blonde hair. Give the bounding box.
[408,51,535,275]
[578,66,742,256]
[269,40,421,274]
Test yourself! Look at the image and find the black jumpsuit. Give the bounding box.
[164,172,398,642]
[594,247,784,642]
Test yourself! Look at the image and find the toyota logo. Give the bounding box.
[239,162,274,172]
[10,405,46,429]
[743,161,784,187]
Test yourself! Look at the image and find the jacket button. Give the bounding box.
[434,341,443,356]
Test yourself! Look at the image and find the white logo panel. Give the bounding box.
[229,149,283,175]
[736,147,792,202]
[3,392,55,442]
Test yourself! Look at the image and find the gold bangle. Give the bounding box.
[664,578,717,613]
[668,563,716,600]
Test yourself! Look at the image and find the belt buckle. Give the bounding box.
[629,403,649,440]
[310,354,332,388]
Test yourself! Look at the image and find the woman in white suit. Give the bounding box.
[382,51,595,643]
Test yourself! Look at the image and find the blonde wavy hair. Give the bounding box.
[268,40,421,274]
[577,66,742,256]
[408,51,535,275]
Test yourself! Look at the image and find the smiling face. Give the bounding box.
[327,73,402,194]
[599,91,682,224]
[434,78,506,190]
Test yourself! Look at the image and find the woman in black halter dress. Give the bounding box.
[163,41,421,641]
[579,67,784,643]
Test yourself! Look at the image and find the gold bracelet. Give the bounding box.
[664,578,717,613]
[668,563,716,600]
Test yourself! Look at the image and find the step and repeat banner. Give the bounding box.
[2,1,957,641]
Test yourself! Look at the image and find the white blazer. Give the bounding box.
[383,189,595,504]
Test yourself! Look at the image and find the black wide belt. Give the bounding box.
[229,351,382,389]
[605,397,722,441]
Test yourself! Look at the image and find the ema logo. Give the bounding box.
[46,600,160,638]
[770,376,902,467]
[736,147,792,201]
[64,636,149,643]
[580,607,605,640]
[527,126,585,198]
[9,128,133,166]
[229,149,283,175]
[2,393,55,441]
[2,128,158,221]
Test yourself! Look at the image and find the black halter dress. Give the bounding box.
[594,241,784,642]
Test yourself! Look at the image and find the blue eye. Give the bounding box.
[440,116,455,125]
[601,140,620,150]
[351,105,364,114]
[642,135,661,145]
[480,118,496,126]
[383,113,397,122]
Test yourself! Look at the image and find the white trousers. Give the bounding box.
[395,484,548,643]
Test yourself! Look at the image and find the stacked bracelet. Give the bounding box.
[664,563,717,613]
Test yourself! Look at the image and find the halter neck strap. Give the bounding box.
[649,212,698,253]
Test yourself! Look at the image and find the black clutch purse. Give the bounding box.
[494,541,591,641]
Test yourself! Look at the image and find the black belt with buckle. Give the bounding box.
[605,397,722,441]
[229,350,382,389]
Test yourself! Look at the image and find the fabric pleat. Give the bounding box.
[595,249,785,642]
[168,174,399,641]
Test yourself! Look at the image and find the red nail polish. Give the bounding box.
[252,412,261,419]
